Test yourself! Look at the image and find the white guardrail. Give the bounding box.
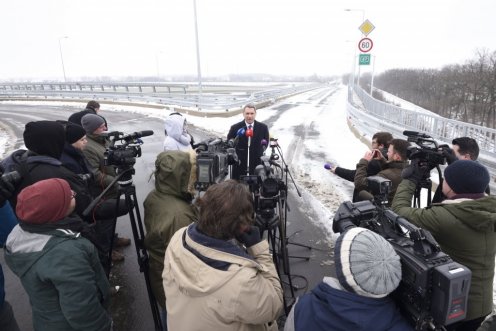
[0,81,325,111]
[348,85,496,192]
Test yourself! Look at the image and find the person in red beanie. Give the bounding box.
[4,178,112,331]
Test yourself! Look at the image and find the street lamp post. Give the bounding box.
[58,36,68,82]
[193,0,202,99]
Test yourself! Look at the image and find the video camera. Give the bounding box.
[241,140,287,231]
[103,130,154,184]
[333,177,471,330]
[403,130,446,168]
[103,130,154,168]
[194,137,238,191]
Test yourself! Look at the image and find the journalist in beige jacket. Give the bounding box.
[162,180,284,330]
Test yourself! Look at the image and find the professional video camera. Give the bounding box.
[103,130,154,184]
[194,137,238,191]
[403,130,446,168]
[333,177,471,331]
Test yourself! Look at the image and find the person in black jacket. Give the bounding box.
[68,100,107,127]
[227,104,269,180]
[432,136,490,203]
[60,123,92,176]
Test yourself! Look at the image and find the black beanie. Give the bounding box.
[23,121,66,159]
[66,123,86,144]
[444,160,490,194]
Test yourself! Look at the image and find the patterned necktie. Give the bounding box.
[248,125,252,130]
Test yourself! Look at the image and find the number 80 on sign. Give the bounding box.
[358,38,373,53]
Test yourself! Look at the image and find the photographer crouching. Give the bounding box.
[392,160,496,331]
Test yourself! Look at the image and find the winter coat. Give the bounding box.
[68,108,107,127]
[285,279,413,331]
[163,224,284,331]
[4,218,111,331]
[83,134,117,197]
[60,142,92,176]
[163,115,192,151]
[0,202,17,310]
[354,159,408,205]
[392,180,496,320]
[227,120,270,180]
[334,159,382,202]
[0,150,92,220]
[143,151,197,308]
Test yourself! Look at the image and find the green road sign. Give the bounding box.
[359,54,371,65]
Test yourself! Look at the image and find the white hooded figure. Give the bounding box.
[163,113,192,151]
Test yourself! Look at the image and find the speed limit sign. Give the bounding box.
[358,38,373,53]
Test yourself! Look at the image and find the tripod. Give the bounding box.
[83,167,164,331]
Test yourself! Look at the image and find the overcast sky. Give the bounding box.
[1,0,495,80]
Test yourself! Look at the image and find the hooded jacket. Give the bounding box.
[4,217,111,331]
[285,279,413,331]
[163,115,192,151]
[392,180,496,320]
[162,224,283,331]
[143,151,197,308]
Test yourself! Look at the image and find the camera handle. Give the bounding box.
[83,170,164,331]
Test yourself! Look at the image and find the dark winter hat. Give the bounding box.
[23,121,65,159]
[81,114,105,133]
[66,123,86,144]
[16,178,73,224]
[86,100,100,111]
[335,227,402,298]
[444,160,490,194]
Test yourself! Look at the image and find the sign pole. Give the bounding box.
[370,55,376,95]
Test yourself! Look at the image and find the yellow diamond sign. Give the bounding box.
[358,19,375,36]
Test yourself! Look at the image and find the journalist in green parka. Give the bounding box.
[143,151,198,312]
[392,160,496,330]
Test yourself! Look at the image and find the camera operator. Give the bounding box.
[285,227,412,331]
[354,139,410,205]
[162,180,283,331]
[143,151,198,329]
[328,132,392,202]
[4,178,112,331]
[227,104,269,180]
[433,137,489,203]
[81,114,131,262]
[392,160,496,331]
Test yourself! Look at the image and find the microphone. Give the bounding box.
[261,139,268,153]
[245,127,253,138]
[228,128,246,147]
[324,163,333,170]
[403,130,430,138]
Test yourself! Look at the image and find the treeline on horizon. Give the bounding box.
[359,49,496,129]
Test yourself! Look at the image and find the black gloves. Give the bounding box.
[439,145,457,165]
[401,159,430,183]
[236,225,262,248]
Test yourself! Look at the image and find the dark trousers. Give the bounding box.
[0,301,20,331]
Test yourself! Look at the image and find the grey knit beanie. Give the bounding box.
[81,114,105,134]
[335,227,402,298]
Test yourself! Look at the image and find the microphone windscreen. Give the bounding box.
[261,139,268,146]
[324,163,332,170]
[246,128,253,137]
[236,128,246,136]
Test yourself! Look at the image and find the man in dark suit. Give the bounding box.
[227,104,269,180]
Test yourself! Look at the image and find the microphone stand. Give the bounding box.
[246,136,251,176]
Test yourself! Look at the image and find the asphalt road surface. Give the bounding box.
[0,100,338,331]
